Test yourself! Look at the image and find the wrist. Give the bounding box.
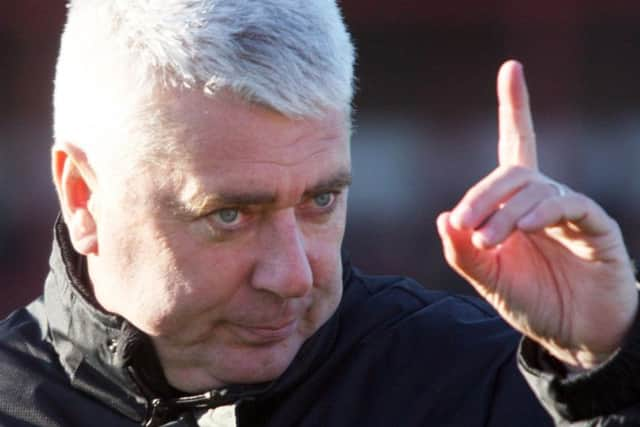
[518,295,640,421]
[558,348,618,372]
[562,350,617,375]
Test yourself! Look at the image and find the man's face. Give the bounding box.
[87,91,351,392]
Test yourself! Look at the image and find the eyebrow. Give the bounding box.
[182,169,353,216]
[302,170,353,198]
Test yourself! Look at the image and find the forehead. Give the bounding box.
[143,91,351,206]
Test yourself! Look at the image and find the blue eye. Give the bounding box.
[313,193,334,208]
[215,208,239,224]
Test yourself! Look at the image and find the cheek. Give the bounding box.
[165,236,253,309]
[306,203,347,284]
[303,225,345,329]
[298,254,342,337]
[93,215,229,334]
[308,239,342,288]
[92,226,184,335]
[120,234,191,332]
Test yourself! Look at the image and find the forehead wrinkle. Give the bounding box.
[233,146,338,168]
[209,126,350,163]
[277,127,346,149]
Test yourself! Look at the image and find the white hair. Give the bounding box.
[53,0,355,155]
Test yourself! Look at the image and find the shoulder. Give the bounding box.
[0,300,70,419]
[0,301,141,426]
[344,268,504,331]
[316,269,550,425]
[0,297,56,365]
[0,298,55,369]
[338,268,521,367]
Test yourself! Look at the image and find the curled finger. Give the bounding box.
[471,180,562,248]
[516,190,614,237]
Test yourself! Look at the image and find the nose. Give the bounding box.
[251,209,313,299]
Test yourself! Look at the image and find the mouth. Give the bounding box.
[232,319,299,344]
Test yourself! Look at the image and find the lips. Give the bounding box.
[232,319,299,344]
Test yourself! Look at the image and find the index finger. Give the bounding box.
[497,60,538,170]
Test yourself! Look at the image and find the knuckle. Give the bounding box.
[607,217,622,235]
[571,190,586,200]
[543,182,563,198]
[571,192,591,207]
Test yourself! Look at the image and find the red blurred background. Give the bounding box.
[2,1,640,316]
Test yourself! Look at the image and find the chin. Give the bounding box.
[224,334,305,385]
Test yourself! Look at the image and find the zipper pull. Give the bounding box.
[144,390,233,426]
[144,398,171,427]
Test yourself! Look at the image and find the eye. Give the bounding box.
[200,207,251,239]
[214,208,240,224]
[312,192,334,208]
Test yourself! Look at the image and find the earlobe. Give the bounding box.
[68,208,98,255]
[52,145,99,255]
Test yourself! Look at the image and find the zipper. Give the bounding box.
[128,366,237,426]
[145,390,234,426]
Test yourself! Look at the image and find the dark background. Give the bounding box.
[2,1,640,317]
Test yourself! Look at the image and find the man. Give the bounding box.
[1,0,639,426]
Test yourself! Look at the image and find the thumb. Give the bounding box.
[436,212,496,292]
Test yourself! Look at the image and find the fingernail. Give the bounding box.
[472,229,493,248]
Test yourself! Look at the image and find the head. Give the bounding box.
[51,0,355,391]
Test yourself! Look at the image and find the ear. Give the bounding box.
[51,144,99,256]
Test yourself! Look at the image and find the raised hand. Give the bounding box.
[436,60,638,368]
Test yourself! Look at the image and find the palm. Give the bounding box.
[494,228,631,350]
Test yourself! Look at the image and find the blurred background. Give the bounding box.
[2,1,640,317]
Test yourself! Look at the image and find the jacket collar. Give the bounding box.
[44,216,345,426]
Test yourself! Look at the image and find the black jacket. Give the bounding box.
[518,310,640,426]
[0,220,638,426]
